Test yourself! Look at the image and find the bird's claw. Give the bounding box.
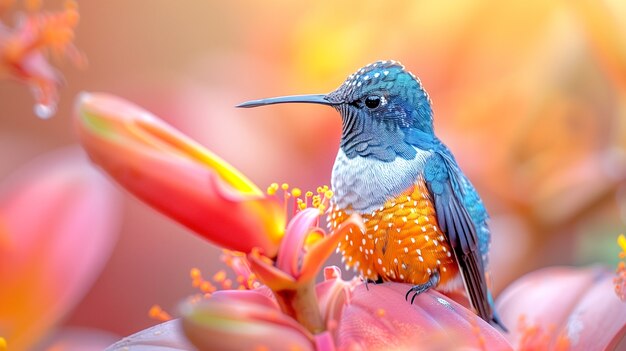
[363,276,384,290]
[405,271,440,304]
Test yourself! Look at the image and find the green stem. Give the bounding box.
[273,281,325,334]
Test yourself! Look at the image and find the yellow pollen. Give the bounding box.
[324,190,334,199]
[267,183,279,195]
[149,305,172,322]
[281,183,289,190]
[297,199,307,210]
[312,194,322,205]
[291,188,302,197]
[306,191,313,198]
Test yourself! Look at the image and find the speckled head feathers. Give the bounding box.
[326,60,430,106]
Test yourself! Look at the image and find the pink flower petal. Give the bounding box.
[74,92,286,256]
[247,249,298,291]
[209,288,281,311]
[299,214,364,283]
[315,267,357,338]
[496,266,626,350]
[568,270,626,350]
[181,294,314,351]
[314,331,336,351]
[0,148,121,350]
[276,208,320,276]
[105,320,194,351]
[338,282,512,351]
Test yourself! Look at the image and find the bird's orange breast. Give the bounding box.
[329,180,459,287]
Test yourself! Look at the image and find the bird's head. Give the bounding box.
[238,61,434,161]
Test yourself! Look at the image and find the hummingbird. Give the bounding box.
[237,60,506,330]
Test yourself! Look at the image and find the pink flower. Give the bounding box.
[75,92,285,258]
[179,266,512,351]
[75,92,512,350]
[0,148,121,350]
[496,266,626,350]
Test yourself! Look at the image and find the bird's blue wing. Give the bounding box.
[422,150,495,325]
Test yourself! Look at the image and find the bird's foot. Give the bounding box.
[405,271,440,304]
[363,276,384,290]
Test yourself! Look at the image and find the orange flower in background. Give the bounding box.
[0,0,85,118]
[0,148,121,350]
[76,93,513,350]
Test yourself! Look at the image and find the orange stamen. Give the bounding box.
[213,270,227,283]
[148,304,172,322]
[200,281,215,294]
[190,267,201,280]
[516,314,569,351]
[189,267,216,292]
[470,318,488,351]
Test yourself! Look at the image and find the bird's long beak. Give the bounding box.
[236,94,333,108]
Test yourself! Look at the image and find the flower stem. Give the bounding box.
[274,281,325,334]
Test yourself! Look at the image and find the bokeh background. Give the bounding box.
[1,0,626,347]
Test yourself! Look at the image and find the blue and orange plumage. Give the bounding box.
[238,60,506,330]
[329,181,460,288]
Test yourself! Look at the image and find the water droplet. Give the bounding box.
[34,103,56,119]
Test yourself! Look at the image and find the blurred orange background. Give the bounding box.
[1,0,625,344]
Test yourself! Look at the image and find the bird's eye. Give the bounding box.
[364,95,381,109]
